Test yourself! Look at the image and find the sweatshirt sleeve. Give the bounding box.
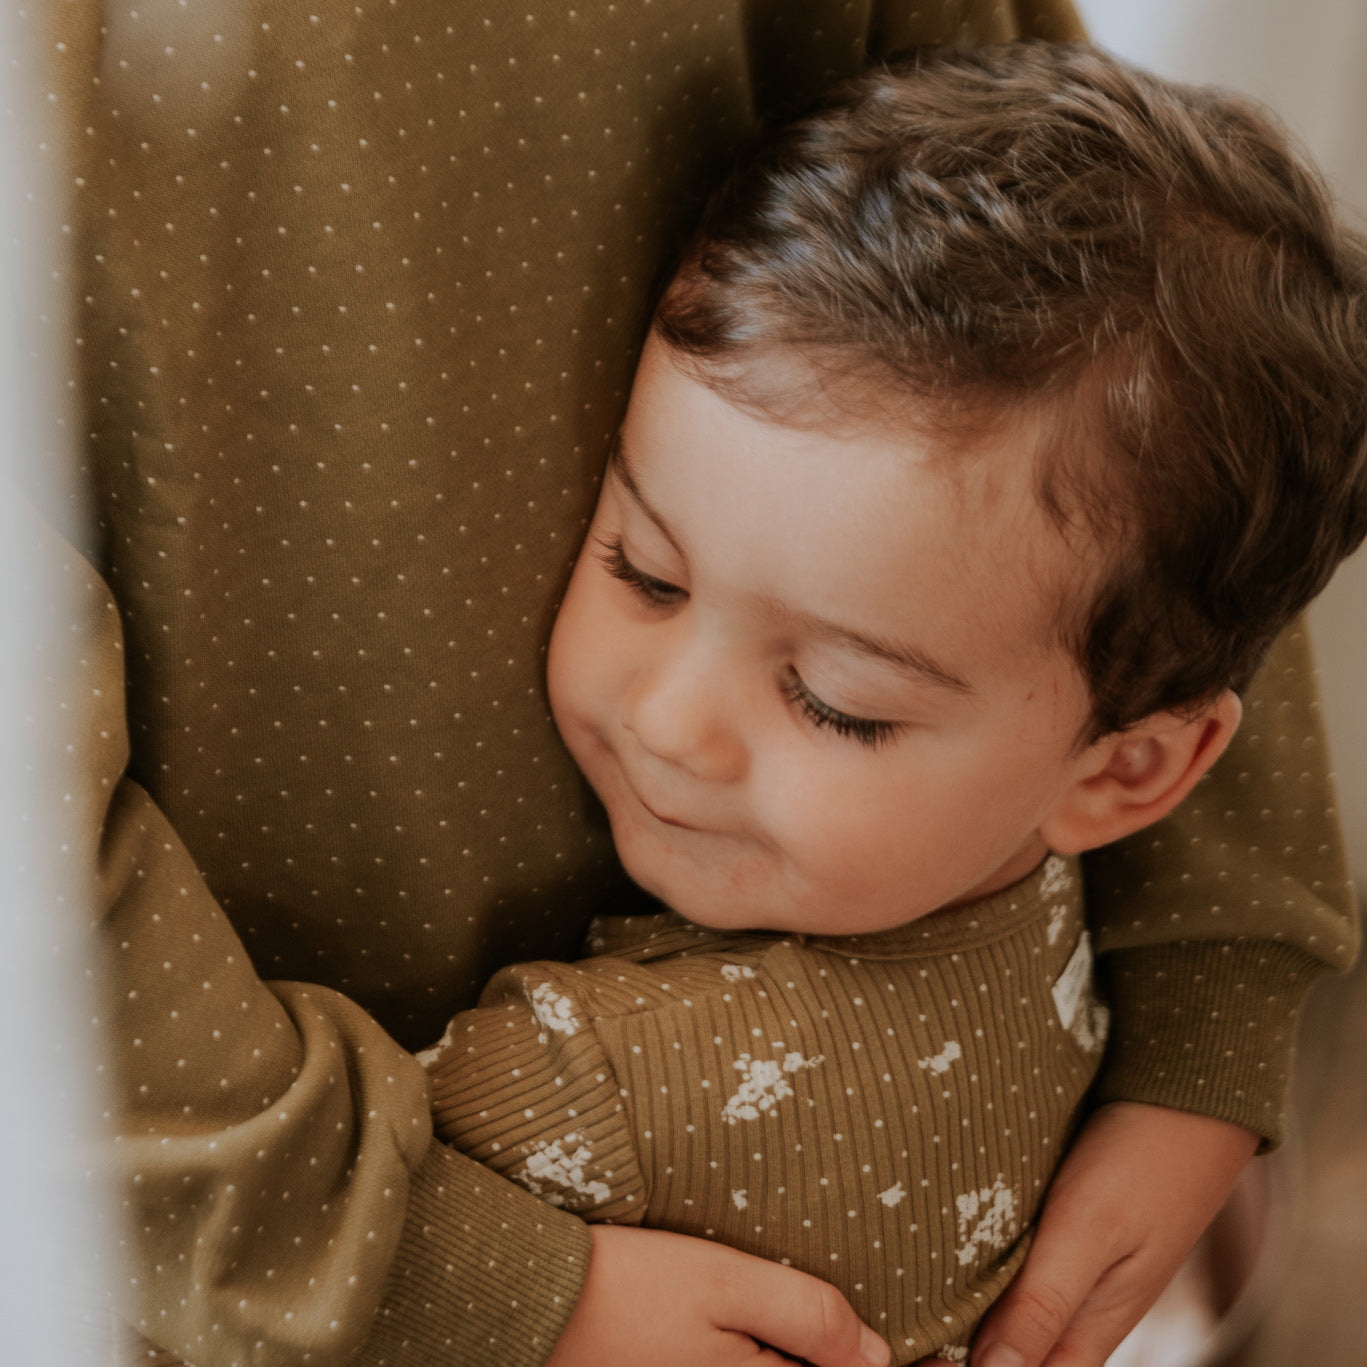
[422,963,648,1227]
[61,521,590,1367]
[1083,622,1360,1147]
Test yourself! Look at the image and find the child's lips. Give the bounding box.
[637,793,696,829]
[619,767,705,831]
[613,749,738,838]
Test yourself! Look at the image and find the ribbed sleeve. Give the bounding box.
[426,965,648,1225]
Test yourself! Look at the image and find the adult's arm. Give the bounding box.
[56,514,592,1367]
[1085,622,1359,1146]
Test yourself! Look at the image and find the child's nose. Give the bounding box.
[620,629,747,785]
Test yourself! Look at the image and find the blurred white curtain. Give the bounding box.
[0,7,110,1364]
[1077,0,1367,890]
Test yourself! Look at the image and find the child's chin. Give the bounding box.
[619,850,740,927]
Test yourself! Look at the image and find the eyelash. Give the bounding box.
[596,535,684,605]
[780,670,901,749]
[596,535,903,751]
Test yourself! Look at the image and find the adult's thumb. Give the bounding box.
[968,1249,1095,1367]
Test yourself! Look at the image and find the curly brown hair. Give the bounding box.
[656,43,1367,736]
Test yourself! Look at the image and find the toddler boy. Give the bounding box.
[420,44,1367,1364]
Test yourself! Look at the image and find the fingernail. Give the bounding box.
[976,1346,1027,1367]
[859,1324,891,1366]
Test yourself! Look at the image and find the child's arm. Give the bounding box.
[422,955,893,1367]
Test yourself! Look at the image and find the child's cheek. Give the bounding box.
[545,595,591,746]
[547,569,621,756]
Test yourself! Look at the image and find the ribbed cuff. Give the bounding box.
[358,1140,591,1367]
[1092,938,1328,1150]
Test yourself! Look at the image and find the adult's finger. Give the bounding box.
[710,1244,891,1367]
[546,1225,891,1367]
[968,1103,1257,1367]
[970,1275,1094,1366]
[977,1253,1168,1367]
[966,1201,1116,1367]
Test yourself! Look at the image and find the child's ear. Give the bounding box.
[1039,690,1242,856]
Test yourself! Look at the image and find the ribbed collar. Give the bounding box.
[585,854,1083,964]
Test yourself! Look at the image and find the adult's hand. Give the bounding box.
[546,1224,892,1367]
[921,1101,1258,1367]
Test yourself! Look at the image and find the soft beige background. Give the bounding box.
[1075,0,1367,892]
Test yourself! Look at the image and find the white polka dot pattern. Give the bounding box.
[426,859,1101,1365]
[29,0,1354,1362]
[1086,626,1360,1146]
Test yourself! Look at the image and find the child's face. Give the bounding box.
[547,334,1102,935]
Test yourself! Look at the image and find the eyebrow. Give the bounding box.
[608,430,975,697]
[767,599,976,695]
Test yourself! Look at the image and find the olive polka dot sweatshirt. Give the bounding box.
[31,0,1358,1364]
[423,856,1109,1364]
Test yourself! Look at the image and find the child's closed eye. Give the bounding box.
[596,535,685,607]
[596,534,900,749]
[780,667,902,750]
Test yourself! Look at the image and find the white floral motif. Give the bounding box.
[1071,997,1111,1055]
[731,1189,748,1210]
[1052,933,1110,1054]
[530,982,580,1040]
[1042,857,1074,945]
[514,1132,611,1209]
[414,1016,458,1069]
[583,915,610,956]
[720,963,758,983]
[955,1175,1018,1266]
[721,1050,824,1125]
[1046,902,1069,946]
[939,1346,969,1363]
[877,1181,907,1208]
[917,1040,962,1075]
[1040,855,1072,898]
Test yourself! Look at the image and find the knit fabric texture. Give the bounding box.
[26,0,1357,1363]
[425,857,1106,1363]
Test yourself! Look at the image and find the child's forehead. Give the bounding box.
[670,340,1037,465]
[627,338,1104,651]
[665,342,1086,537]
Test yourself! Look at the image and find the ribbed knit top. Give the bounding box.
[425,856,1107,1363]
